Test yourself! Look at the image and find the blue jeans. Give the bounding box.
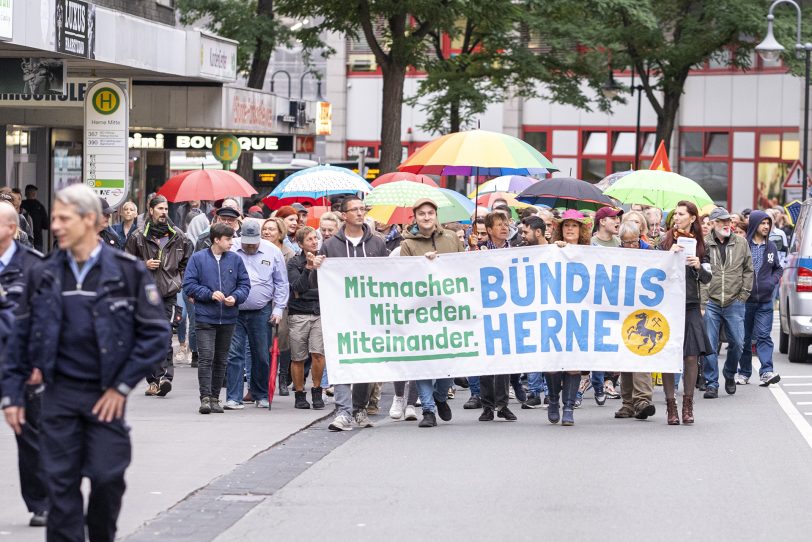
[528,372,545,396]
[738,301,775,378]
[468,376,480,396]
[416,379,453,413]
[188,298,197,352]
[703,300,745,388]
[226,305,272,403]
[590,372,605,395]
[176,293,187,344]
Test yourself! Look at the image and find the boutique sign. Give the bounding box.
[128,131,294,152]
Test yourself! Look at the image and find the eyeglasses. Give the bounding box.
[344,207,367,214]
[621,239,640,247]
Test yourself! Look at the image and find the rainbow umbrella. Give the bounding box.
[398,130,557,176]
[467,175,541,198]
[474,192,533,209]
[371,171,439,187]
[365,181,471,224]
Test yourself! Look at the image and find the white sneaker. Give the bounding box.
[328,414,353,431]
[223,400,244,410]
[354,410,374,428]
[509,388,516,400]
[760,372,781,387]
[404,405,418,421]
[389,396,405,419]
[734,374,749,385]
[174,344,188,363]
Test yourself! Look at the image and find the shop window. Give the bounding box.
[706,132,729,156]
[581,159,606,182]
[759,133,781,158]
[782,132,800,160]
[680,132,703,157]
[582,131,607,155]
[680,162,728,205]
[757,162,788,207]
[523,131,548,153]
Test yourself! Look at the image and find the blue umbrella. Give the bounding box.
[268,165,371,199]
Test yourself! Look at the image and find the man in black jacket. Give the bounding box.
[125,195,192,397]
[0,201,49,527]
[2,184,169,542]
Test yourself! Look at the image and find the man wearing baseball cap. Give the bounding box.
[224,220,289,409]
[592,206,623,248]
[702,206,753,398]
[399,198,464,427]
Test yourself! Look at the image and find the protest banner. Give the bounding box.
[318,245,686,384]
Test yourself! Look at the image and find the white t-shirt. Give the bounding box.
[213,253,222,262]
[345,234,363,246]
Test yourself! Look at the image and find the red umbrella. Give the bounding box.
[371,171,438,187]
[267,324,280,408]
[158,169,257,202]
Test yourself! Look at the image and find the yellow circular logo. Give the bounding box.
[622,309,670,356]
[92,87,120,115]
[212,135,241,163]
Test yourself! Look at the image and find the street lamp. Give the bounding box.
[630,68,645,170]
[299,70,322,100]
[601,69,623,99]
[756,0,812,200]
[270,70,292,98]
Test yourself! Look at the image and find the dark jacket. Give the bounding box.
[686,254,712,306]
[112,221,138,246]
[125,221,192,298]
[746,210,783,304]
[183,249,251,325]
[319,223,388,259]
[100,227,123,250]
[383,227,403,253]
[0,242,43,399]
[287,251,320,315]
[1,244,170,408]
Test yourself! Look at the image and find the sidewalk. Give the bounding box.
[0,362,329,541]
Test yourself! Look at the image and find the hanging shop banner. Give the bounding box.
[319,245,686,384]
[56,0,96,59]
[0,58,66,95]
[84,79,129,209]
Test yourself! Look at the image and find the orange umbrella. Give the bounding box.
[304,206,332,228]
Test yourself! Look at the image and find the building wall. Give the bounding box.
[92,0,176,26]
[333,58,804,210]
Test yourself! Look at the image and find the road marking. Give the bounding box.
[797,402,812,405]
[782,383,812,387]
[788,391,812,395]
[780,375,812,379]
[771,385,812,451]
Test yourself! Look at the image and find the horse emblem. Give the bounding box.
[622,310,670,356]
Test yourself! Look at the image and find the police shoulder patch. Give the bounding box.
[145,284,161,306]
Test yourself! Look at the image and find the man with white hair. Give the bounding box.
[2,184,170,541]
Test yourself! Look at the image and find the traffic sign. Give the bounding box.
[783,160,811,189]
[212,134,241,168]
[84,79,128,209]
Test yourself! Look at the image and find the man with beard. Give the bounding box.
[701,207,753,399]
[125,195,193,397]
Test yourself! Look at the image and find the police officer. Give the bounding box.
[0,200,48,527]
[2,184,170,542]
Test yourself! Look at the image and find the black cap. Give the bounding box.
[98,197,112,215]
[217,207,241,219]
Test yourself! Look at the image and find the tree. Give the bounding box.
[542,0,768,150]
[176,0,287,89]
[277,1,460,173]
[407,0,616,137]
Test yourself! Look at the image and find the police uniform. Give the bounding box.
[2,242,170,542]
[0,241,49,520]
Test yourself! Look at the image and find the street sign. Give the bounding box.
[212,134,241,169]
[84,79,129,209]
[783,160,811,189]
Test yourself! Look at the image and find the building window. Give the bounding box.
[679,129,732,206]
[523,131,548,154]
[582,131,608,155]
[757,131,800,206]
[581,159,607,182]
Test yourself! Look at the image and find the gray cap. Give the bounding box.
[709,207,731,221]
[240,220,261,244]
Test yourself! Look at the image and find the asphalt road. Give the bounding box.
[3,321,812,541]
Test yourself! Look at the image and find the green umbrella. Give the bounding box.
[365,181,471,224]
[603,170,714,209]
